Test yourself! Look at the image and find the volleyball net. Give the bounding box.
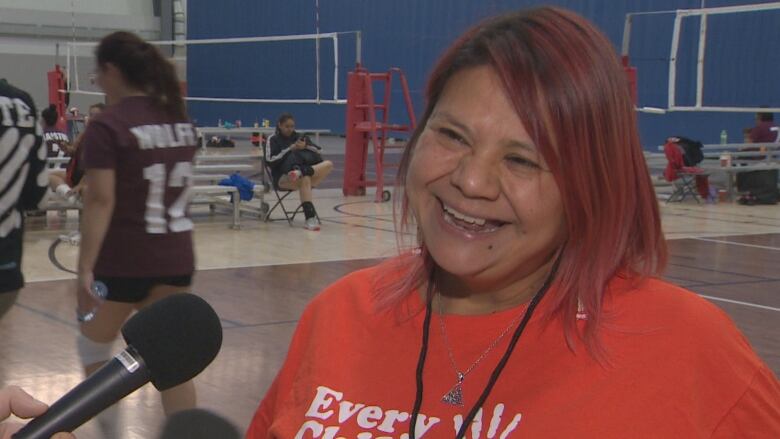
[60,30,362,105]
[623,2,780,114]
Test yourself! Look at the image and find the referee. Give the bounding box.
[0,79,47,317]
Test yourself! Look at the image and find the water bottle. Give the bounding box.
[720,130,728,145]
[707,186,717,204]
[77,281,108,323]
[92,280,108,300]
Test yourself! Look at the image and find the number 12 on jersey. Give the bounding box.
[143,162,194,234]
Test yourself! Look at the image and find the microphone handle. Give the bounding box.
[14,348,151,439]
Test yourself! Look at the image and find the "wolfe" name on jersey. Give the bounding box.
[130,123,197,150]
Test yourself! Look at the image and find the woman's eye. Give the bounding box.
[437,127,468,146]
[506,155,540,169]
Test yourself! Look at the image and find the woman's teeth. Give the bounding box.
[443,203,486,225]
[442,203,502,233]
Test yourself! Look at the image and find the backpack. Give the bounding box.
[737,169,779,205]
[673,136,704,166]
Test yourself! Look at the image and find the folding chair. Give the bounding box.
[663,142,706,203]
[261,141,320,226]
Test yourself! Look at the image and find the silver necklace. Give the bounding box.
[437,293,531,406]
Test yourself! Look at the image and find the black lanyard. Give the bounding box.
[409,257,560,439]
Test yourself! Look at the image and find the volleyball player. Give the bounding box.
[75,32,198,431]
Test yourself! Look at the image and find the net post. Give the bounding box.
[668,11,684,110]
[621,13,633,57]
[695,11,708,109]
[333,33,339,101]
[65,44,71,93]
[73,44,81,93]
[315,0,321,104]
[315,34,321,103]
[356,31,362,66]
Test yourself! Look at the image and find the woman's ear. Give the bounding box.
[103,63,119,78]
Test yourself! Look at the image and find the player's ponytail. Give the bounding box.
[95,31,186,120]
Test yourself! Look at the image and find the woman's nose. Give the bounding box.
[449,151,501,200]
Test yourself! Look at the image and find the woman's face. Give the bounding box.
[85,106,102,125]
[279,118,295,137]
[406,66,566,289]
[95,63,122,104]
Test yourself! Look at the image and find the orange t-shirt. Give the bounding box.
[247,260,780,438]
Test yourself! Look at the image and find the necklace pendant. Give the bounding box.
[441,373,465,406]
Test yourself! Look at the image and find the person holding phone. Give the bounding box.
[266,113,333,231]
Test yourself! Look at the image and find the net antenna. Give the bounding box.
[623,2,780,114]
[62,30,362,105]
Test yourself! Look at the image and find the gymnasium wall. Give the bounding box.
[187,0,780,149]
[0,0,160,111]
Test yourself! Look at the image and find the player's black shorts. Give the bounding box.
[94,274,193,303]
[0,228,24,294]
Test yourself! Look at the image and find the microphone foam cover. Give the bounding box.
[158,409,241,439]
[121,293,223,391]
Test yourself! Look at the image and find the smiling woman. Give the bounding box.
[246,7,780,439]
[404,66,566,317]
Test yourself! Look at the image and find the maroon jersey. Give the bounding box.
[43,128,70,169]
[750,120,779,143]
[82,96,197,277]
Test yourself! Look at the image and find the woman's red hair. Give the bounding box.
[377,7,667,356]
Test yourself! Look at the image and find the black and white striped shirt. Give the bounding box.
[0,79,47,240]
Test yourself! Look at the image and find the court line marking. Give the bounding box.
[49,238,77,275]
[686,277,780,289]
[663,274,701,285]
[13,302,79,329]
[14,300,252,330]
[659,205,780,228]
[662,212,780,228]
[320,217,404,234]
[667,262,770,280]
[667,231,780,239]
[692,237,780,251]
[332,200,395,223]
[223,319,299,329]
[26,254,391,283]
[28,255,388,283]
[662,205,780,223]
[699,294,780,313]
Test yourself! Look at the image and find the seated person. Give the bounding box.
[740,112,778,161]
[743,127,753,144]
[736,112,779,204]
[266,113,333,231]
[47,103,104,203]
[749,111,778,143]
[41,104,70,169]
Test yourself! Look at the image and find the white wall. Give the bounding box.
[0,0,160,111]
[0,0,154,16]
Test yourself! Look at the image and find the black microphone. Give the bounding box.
[14,293,223,439]
[158,408,241,439]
